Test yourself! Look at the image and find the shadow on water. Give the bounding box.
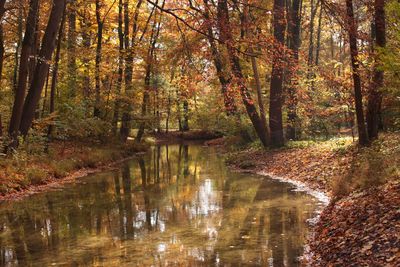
[0,144,324,266]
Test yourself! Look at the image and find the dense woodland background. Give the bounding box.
[0,0,399,152]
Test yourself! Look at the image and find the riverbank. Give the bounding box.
[0,140,149,201]
[224,133,399,266]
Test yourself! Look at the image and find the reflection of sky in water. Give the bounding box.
[189,179,221,218]
[0,145,324,266]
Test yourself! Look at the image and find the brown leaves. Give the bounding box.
[310,181,400,266]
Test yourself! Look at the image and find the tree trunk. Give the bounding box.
[366,0,386,140]
[19,0,67,136]
[12,1,23,93]
[94,0,103,117]
[0,0,5,85]
[269,0,286,147]
[182,100,189,131]
[120,0,143,142]
[47,2,67,139]
[80,13,91,99]
[67,0,77,97]
[286,0,302,140]
[135,63,151,142]
[0,23,4,87]
[112,0,124,136]
[203,0,237,115]
[345,0,369,146]
[315,4,323,66]
[216,0,269,148]
[8,0,40,140]
[136,3,162,143]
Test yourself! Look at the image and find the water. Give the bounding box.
[0,145,324,266]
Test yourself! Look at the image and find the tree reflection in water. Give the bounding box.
[0,144,324,266]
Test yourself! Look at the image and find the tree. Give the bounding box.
[47,1,67,139]
[19,0,67,136]
[8,0,40,141]
[367,0,386,140]
[216,0,270,148]
[269,0,286,147]
[120,0,143,142]
[345,0,369,145]
[286,0,302,140]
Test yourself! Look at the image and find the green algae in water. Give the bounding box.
[0,145,324,266]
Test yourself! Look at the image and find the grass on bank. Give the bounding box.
[0,140,149,195]
[225,132,400,198]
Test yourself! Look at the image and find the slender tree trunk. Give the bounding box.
[41,71,50,117]
[251,56,269,143]
[0,24,4,87]
[94,0,103,117]
[0,0,5,85]
[182,100,189,131]
[203,0,237,115]
[12,1,23,93]
[136,3,162,142]
[19,0,67,136]
[135,63,151,142]
[287,0,302,140]
[120,0,143,142]
[47,2,67,140]
[8,0,40,140]
[345,0,369,146]
[217,0,269,148]
[366,0,386,140]
[67,0,77,97]
[308,0,317,65]
[112,0,124,136]
[81,15,91,99]
[315,4,323,66]
[269,0,286,147]
[28,21,40,86]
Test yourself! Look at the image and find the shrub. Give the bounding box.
[25,168,48,185]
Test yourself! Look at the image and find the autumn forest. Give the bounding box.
[0,0,399,266]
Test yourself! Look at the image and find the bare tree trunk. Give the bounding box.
[19,0,67,136]
[8,0,40,140]
[366,0,386,140]
[345,0,369,146]
[269,0,286,147]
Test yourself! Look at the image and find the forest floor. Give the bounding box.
[0,140,148,201]
[222,133,400,266]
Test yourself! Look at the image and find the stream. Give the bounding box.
[0,144,325,266]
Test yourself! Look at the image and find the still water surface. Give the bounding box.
[0,145,324,266]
